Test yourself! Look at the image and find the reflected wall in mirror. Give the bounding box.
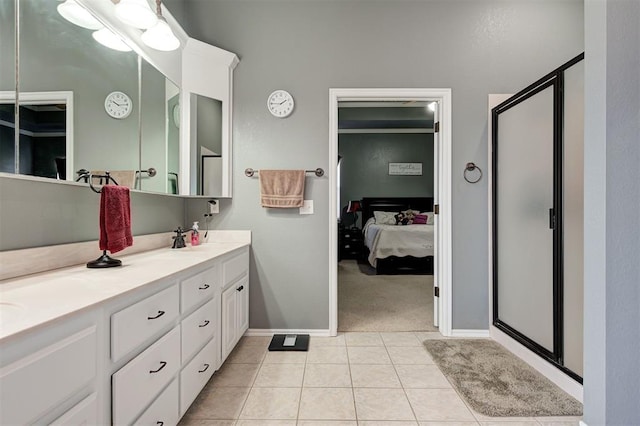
[1,0,181,194]
[190,94,222,196]
[2,0,238,197]
[140,60,180,194]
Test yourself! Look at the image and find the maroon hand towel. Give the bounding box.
[99,185,133,254]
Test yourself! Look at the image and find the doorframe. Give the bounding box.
[328,87,453,336]
[0,91,74,180]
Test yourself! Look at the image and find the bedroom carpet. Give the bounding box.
[423,339,583,417]
[338,259,437,332]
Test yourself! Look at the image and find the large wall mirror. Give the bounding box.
[1,0,237,197]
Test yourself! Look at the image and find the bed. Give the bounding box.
[361,197,434,274]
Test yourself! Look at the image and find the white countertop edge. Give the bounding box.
[0,240,250,342]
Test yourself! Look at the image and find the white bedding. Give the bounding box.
[363,217,434,267]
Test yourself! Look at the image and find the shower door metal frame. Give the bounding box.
[491,53,584,384]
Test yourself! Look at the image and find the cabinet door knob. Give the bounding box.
[147,310,165,320]
[236,285,244,292]
[156,422,164,426]
[199,284,210,290]
[198,320,210,328]
[198,363,210,373]
[149,361,167,374]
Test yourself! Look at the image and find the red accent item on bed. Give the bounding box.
[413,214,428,224]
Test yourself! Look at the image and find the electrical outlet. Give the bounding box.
[208,199,219,214]
[299,200,314,215]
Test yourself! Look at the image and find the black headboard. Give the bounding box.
[361,197,434,225]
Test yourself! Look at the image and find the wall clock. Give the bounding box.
[267,90,294,118]
[104,91,133,119]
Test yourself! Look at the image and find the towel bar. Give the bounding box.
[245,168,324,178]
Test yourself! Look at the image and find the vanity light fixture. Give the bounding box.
[115,0,158,30]
[141,0,180,51]
[57,0,104,30]
[92,28,133,52]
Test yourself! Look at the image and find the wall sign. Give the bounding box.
[388,162,423,176]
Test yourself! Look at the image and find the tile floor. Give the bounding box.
[179,332,582,426]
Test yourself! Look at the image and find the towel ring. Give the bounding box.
[463,162,482,184]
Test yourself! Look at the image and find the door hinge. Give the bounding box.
[434,286,440,297]
[434,204,439,215]
[434,122,440,133]
[549,208,556,230]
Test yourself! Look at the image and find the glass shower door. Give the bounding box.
[493,79,559,360]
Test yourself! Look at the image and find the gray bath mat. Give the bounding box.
[423,339,583,417]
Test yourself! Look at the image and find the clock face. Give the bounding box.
[267,90,294,118]
[104,91,133,119]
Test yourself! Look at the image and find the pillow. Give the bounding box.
[373,211,397,225]
[412,214,428,224]
[404,209,420,217]
[421,212,435,225]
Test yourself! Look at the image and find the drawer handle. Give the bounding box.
[199,284,210,290]
[236,285,244,292]
[149,361,167,374]
[147,310,165,320]
[198,363,210,373]
[198,320,210,328]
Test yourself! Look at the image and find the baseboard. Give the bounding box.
[245,328,332,337]
[491,326,583,403]
[450,329,491,338]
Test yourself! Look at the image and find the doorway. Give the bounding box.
[328,88,452,336]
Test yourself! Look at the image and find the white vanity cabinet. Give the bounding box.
[221,247,250,361]
[0,311,101,425]
[0,238,250,426]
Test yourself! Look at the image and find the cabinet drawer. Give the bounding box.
[180,337,217,416]
[50,393,98,426]
[181,267,218,313]
[181,297,218,363]
[111,284,179,361]
[222,249,249,287]
[0,326,96,425]
[112,326,180,426]
[134,379,179,426]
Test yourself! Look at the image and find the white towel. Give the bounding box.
[259,170,305,208]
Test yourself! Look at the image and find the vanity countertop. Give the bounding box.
[0,239,250,343]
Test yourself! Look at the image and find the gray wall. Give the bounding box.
[183,0,584,330]
[583,0,640,424]
[0,175,185,251]
[339,133,433,228]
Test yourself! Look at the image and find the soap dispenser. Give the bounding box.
[191,221,200,246]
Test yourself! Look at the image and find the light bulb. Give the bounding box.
[57,0,103,30]
[115,0,158,30]
[92,28,133,52]
[141,17,180,51]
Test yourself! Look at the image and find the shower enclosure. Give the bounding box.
[492,53,584,382]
